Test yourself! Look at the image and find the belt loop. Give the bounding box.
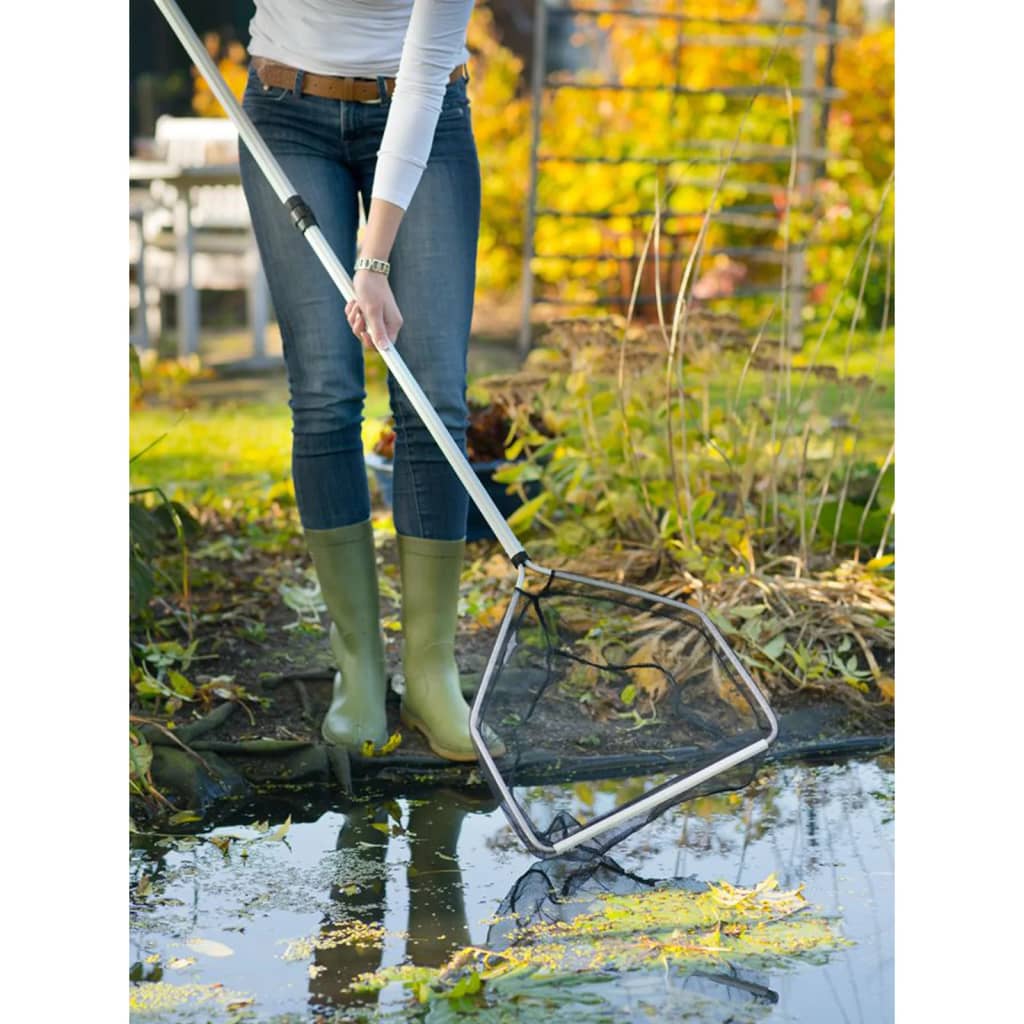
[292,69,305,97]
[375,75,390,105]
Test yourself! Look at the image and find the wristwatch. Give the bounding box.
[354,256,391,277]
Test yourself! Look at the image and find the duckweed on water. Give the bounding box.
[352,874,843,1016]
[280,919,403,962]
[129,980,253,1017]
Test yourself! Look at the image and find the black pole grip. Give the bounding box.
[285,195,317,233]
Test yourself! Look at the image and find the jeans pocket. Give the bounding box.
[250,83,291,103]
[244,65,291,103]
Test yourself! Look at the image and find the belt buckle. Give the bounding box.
[355,76,384,104]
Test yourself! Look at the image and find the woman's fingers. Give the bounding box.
[350,272,401,350]
[366,308,390,350]
[346,304,372,346]
[347,306,388,350]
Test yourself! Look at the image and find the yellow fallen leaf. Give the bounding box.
[380,730,403,755]
[877,676,895,701]
[361,731,403,757]
[628,638,668,701]
[267,815,291,842]
[731,535,755,572]
[474,604,506,628]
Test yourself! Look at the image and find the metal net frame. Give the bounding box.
[470,564,778,858]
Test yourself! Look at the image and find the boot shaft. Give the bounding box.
[305,519,384,644]
[396,534,465,651]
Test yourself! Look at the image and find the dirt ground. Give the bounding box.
[131,524,892,821]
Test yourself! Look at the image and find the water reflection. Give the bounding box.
[308,787,495,1013]
[128,758,893,1023]
[305,796,789,1018]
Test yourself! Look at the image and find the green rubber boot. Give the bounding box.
[305,520,388,750]
[397,534,505,762]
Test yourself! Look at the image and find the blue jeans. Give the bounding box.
[239,65,479,539]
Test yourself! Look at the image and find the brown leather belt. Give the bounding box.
[253,57,468,103]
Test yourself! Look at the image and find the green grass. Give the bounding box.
[130,355,392,506]
[130,327,893,510]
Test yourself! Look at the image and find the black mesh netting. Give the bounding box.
[485,840,779,1009]
[474,569,775,856]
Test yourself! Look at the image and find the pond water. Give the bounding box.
[130,755,893,1023]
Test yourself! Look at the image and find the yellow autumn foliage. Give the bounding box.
[465,0,893,327]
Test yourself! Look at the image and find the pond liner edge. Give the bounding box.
[139,725,894,822]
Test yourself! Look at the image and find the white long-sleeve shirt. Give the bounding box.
[248,1,474,210]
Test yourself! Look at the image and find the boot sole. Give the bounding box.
[400,708,505,762]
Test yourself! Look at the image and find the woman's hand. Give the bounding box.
[347,269,403,351]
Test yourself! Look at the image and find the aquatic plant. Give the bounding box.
[351,874,843,1018]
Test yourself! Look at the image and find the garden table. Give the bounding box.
[129,159,270,360]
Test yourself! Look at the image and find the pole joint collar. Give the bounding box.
[285,195,317,233]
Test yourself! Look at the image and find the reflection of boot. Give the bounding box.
[405,790,483,967]
[305,521,388,749]
[397,535,505,761]
[308,803,389,1013]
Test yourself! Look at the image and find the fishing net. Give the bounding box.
[472,567,777,858]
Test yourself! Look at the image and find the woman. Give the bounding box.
[239,0,501,761]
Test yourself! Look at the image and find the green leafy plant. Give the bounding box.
[129,488,200,625]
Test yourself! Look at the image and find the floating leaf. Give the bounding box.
[185,937,234,958]
[266,815,291,842]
